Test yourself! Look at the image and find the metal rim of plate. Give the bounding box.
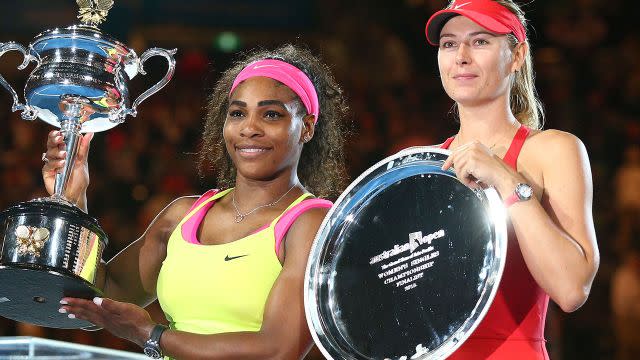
[304,146,508,360]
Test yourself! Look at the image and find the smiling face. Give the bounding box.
[437,15,519,107]
[224,76,311,182]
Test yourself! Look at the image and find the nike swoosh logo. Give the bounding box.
[454,2,471,9]
[225,254,248,261]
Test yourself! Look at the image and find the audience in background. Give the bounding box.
[0,0,638,358]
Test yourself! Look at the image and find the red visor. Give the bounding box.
[425,0,526,46]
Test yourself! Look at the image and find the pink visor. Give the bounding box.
[230,59,320,123]
[425,0,526,46]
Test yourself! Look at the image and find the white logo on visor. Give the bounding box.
[454,2,471,9]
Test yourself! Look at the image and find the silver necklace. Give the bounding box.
[232,184,297,223]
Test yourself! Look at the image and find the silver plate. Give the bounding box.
[304,147,507,360]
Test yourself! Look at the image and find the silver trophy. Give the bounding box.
[0,0,176,329]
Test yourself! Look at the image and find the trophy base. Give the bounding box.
[0,263,102,329]
[0,198,108,329]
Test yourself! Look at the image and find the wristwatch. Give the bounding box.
[143,324,168,359]
[504,182,533,207]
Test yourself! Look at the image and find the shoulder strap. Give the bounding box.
[181,189,228,244]
[440,127,530,169]
[502,126,531,170]
[274,198,333,256]
[440,136,455,149]
[186,189,220,213]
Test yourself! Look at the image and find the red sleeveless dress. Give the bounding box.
[440,126,550,359]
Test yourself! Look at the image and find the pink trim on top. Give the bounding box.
[180,191,332,249]
[181,189,220,244]
[274,198,332,256]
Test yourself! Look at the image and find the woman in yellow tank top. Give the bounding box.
[42,44,349,359]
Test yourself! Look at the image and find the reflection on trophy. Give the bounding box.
[0,0,176,329]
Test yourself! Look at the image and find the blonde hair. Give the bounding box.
[447,0,545,129]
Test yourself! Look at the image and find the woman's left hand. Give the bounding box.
[60,297,155,347]
[441,140,521,193]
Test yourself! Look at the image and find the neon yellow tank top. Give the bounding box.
[156,189,312,335]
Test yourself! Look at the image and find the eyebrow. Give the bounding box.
[228,99,287,108]
[229,100,247,107]
[440,31,498,40]
[258,100,287,108]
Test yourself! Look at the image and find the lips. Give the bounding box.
[235,144,272,157]
[238,148,268,153]
[453,73,478,80]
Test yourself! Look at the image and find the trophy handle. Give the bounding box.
[0,42,39,120]
[119,47,177,119]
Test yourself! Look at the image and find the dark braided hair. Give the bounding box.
[198,44,350,199]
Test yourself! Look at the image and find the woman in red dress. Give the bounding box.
[424,1,600,358]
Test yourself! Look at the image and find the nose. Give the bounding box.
[455,43,471,66]
[239,112,263,138]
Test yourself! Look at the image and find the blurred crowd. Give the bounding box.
[0,0,638,359]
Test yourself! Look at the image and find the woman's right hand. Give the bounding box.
[42,130,94,210]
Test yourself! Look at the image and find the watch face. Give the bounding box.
[516,183,533,200]
[144,347,161,359]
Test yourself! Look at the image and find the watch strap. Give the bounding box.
[504,191,520,207]
[144,324,168,358]
[150,324,168,342]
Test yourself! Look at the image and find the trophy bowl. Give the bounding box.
[1,23,176,132]
[0,1,176,329]
[304,147,508,359]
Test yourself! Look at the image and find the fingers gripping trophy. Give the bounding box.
[0,0,176,329]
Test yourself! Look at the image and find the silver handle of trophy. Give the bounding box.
[52,96,86,200]
[120,47,177,119]
[0,42,40,120]
[53,121,82,199]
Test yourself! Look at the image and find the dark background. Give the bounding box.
[1,0,639,359]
